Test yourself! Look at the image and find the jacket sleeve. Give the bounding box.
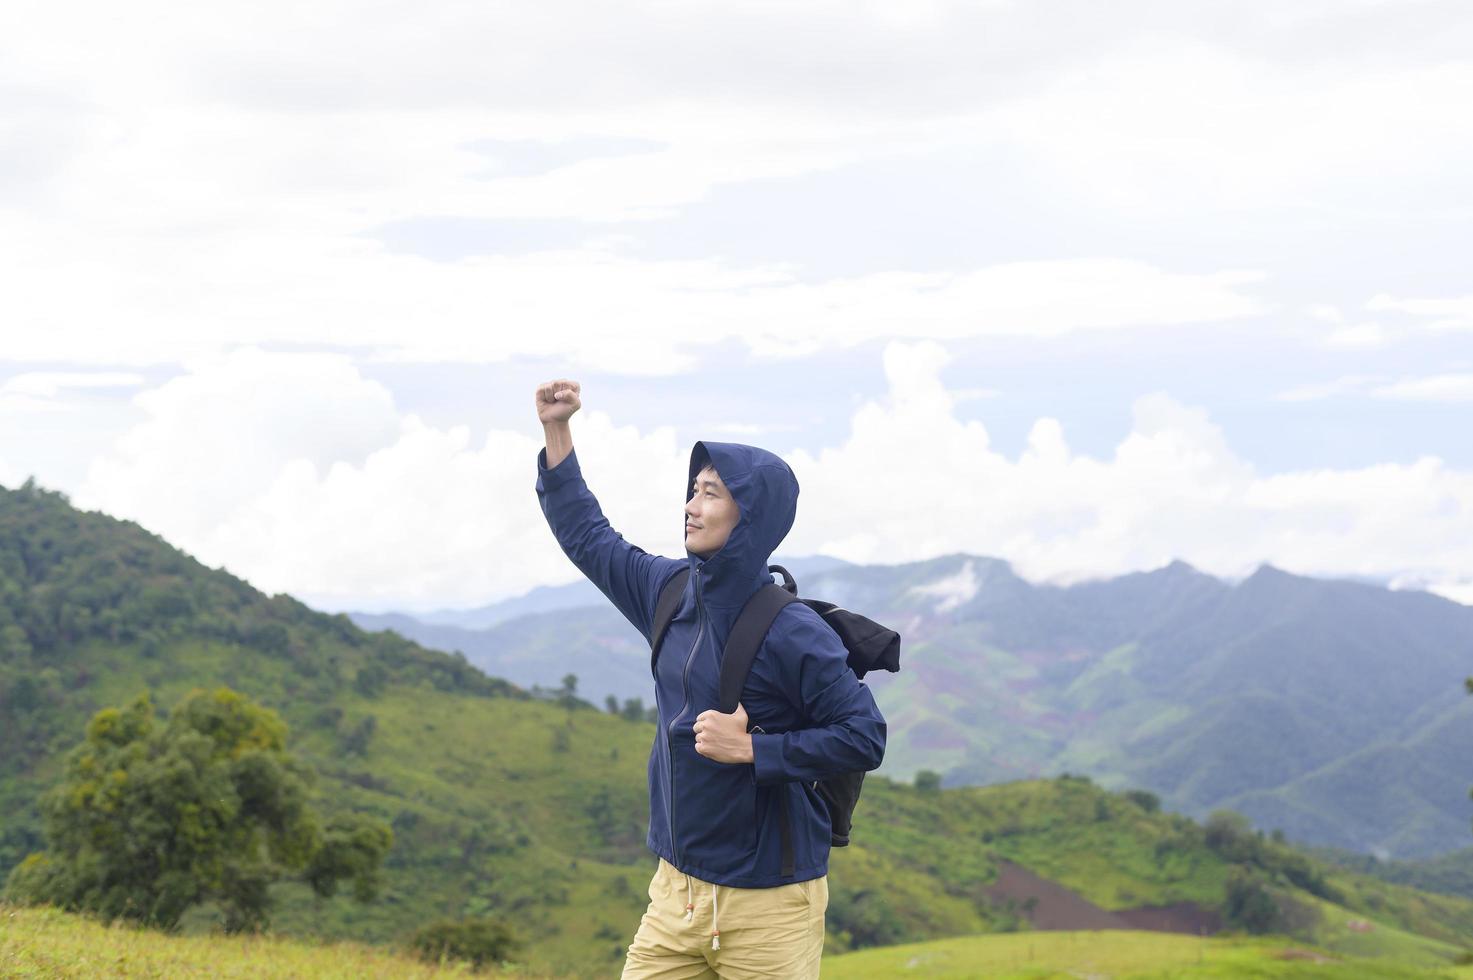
[749,604,887,785]
[535,447,684,642]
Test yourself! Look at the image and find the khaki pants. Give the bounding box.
[622,858,827,979]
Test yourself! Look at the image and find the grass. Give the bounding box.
[12,902,1473,980]
[0,902,525,978]
[822,929,1473,980]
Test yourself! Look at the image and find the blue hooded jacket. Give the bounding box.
[536,440,887,887]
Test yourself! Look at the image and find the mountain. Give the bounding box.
[349,555,854,632]
[356,551,1473,858]
[345,555,855,702]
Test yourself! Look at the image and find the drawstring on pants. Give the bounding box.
[679,871,720,949]
[711,882,720,950]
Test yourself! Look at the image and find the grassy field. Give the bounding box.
[10,904,1473,980]
[0,903,553,978]
[822,929,1473,980]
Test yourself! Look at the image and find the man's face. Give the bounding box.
[685,464,739,559]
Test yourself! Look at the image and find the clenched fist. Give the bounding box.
[693,703,754,765]
[536,379,581,425]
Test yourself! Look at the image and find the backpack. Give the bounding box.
[649,563,901,876]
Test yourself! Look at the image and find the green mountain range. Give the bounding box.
[4,480,1473,977]
[360,553,1473,859]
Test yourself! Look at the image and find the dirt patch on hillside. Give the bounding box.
[986,860,1220,936]
[984,860,1131,931]
[1115,902,1222,935]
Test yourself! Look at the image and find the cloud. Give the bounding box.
[1275,368,1473,405]
[1372,374,1473,402]
[983,37,1473,218]
[5,2,1466,377]
[1,371,145,398]
[77,349,402,545]
[1367,293,1473,333]
[908,559,980,612]
[782,342,1473,602]
[73,349,688,608]
[63,341,1473,610]
[0,371,145,416]
[1302,304,1393,350]
[1273,375,1377,402]
[2,215,1267,371]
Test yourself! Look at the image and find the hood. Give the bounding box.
[685,441,799,611]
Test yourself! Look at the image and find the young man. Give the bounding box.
[534,379,887,979]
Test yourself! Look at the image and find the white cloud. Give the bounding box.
[5,1,1470,607]
[72,349,688,608]
[1367,293,1473,333]
[0,371,145,415]
[1,372,145,398]
[1303,304,1393,350]
[1372,374,1473,402]
[984,38,1473,217]
[1418,580,1473,607]
[213,409,687,609]
[55,340,1473,610]
[2,220,1267,371]
[77,349,402,546]
[1274,375,1377,402]
[908,559,980,612]
[4,1,1466,376]
[782,342,1473,601]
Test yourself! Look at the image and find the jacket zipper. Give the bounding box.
[667,568,706,867]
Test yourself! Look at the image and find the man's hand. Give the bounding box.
[536,379,581,425]
[693,704,754,765]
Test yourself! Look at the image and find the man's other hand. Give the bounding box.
[693,703,754,764]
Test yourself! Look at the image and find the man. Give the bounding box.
[534,378,887,979]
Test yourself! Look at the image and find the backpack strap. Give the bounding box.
[717,582,798,713]
[649,566,691,676]
[721,572,800,878]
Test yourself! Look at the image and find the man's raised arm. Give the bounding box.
[534,379,683,641]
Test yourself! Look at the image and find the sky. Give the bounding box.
[2,0,1471,612]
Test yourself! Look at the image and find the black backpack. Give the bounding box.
[649,564,900,877]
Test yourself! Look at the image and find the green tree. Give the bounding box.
[3,687,392,932]
[914,769,942,793]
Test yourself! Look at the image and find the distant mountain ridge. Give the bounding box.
[356,552,1473,859]
[350,553,853,632]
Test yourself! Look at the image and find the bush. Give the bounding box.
[826,885,911,950]
[409,917,519,968]
[1223,867,1284,934]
